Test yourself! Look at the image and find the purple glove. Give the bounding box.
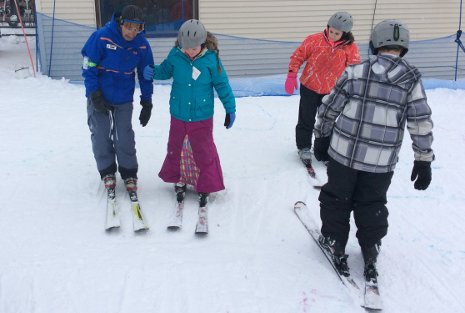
[285,72,298,95]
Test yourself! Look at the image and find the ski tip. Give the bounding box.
[167,225,181,231]
[195,231,208,237]
[294,201,306,207]
[361,304,383,311]
[105,225,121,232]
[134,227,149,233]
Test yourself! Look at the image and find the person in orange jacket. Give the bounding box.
[285,12,360,168]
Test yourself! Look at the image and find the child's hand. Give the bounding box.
[314,137,330,161]
[284,72,298,95]
[224,112,236,129]
[143,65,154,81]
[411,161,432,190]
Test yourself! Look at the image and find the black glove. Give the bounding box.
[139,100,153,127]
[224,112,236,129]
[90,90,111,113]
[313,137,331,161]
[411,160,432,190]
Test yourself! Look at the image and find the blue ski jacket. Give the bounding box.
[81,14,153,104]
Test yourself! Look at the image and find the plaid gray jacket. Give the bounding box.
[314,54,434,173]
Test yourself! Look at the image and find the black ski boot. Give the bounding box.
[362,242,381,283]
[198,192,209,208]
[174,183,187,203]
[319,235,350,277]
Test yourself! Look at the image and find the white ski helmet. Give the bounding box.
[328,12,353,33]
[178,19,207,49]
[370,19,410,56]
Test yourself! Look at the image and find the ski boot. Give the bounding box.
[362,242,381,283]
[195,192,210,234]
[198,192,209,208]
[298,147,312,167]
[103,174,117,199]
[103,174,116,190]
[124,177,138,203]
[298,147,316,177]
[175,183,187,203]
[319,235,350,277]
[124,177,138,193]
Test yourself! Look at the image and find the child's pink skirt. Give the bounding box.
[158,117,225,193]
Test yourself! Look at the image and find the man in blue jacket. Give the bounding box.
[82,5,154,192]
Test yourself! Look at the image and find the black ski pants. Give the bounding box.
[319,158,394,249]
[295,85,325,150]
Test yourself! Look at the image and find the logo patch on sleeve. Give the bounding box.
[82,56,89,69]
[106,44,117,50]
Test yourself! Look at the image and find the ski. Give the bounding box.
[300,156,321,184]
[294,201,383,310]
[306,164,316,178]
[167,184,186,231]
[167,201,183,230]
[363,279,382,310]
[294,201,360,289]
[128,190,149,232]
[105,187,120,231]
[195,206,208,235]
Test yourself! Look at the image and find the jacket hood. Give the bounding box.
[369,54,421,85]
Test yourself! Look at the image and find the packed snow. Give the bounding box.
[0,35,464,313]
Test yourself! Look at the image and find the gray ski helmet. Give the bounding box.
[327,12,353,33]
[370,19,409,56]
[121,5,144,24]
[178,19,207,49]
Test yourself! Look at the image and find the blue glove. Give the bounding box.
[143,65,154,81]
[224,112,235,129]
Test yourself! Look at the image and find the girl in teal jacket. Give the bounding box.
[144,19,236,211]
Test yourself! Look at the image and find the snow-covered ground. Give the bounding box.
[0,36,464,313]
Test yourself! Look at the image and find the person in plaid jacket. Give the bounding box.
[285,12,360,167]
[313,20,434,282]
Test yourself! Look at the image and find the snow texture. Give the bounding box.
[0,36,464,313]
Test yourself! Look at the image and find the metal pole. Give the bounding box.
[48,0,56,76]
[13,0,36,77]
[455,0,463,81]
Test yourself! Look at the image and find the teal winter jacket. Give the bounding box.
[154,47,235,122]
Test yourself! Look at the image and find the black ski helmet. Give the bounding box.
[121,5,144,24]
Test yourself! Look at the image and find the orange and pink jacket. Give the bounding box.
[288,30,360,95]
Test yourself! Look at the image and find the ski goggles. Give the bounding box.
[121,19,145,33]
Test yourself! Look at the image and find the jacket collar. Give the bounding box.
[323,28,350,48]
[178,46,209,61]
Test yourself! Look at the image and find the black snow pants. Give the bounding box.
[319,158,394,249]
[295,85,325,150]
